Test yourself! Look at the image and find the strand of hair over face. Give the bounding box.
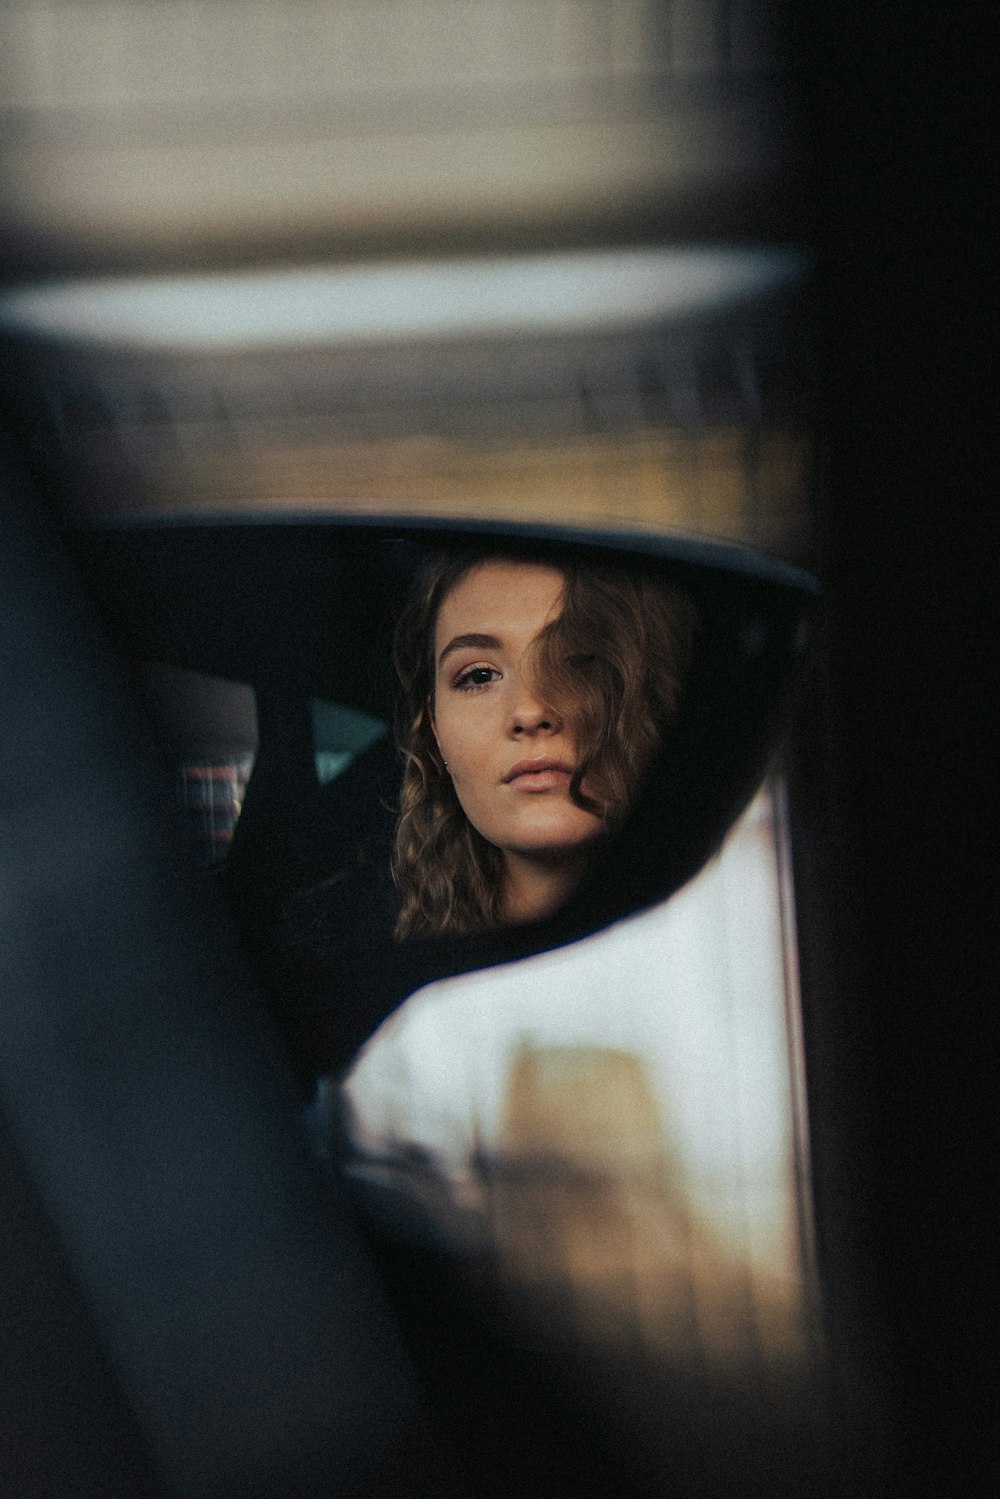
[533,564,696,822]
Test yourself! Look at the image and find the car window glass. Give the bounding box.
[311,697,387,785]
[332,781,819,1399]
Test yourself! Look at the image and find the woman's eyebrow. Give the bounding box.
[437,632,502,668]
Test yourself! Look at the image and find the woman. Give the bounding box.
[392,548,697,939]
[265,546,696,1084]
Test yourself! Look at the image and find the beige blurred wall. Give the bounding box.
[1,0,800,265]
[86,421,812,557]
[2,0,813,560]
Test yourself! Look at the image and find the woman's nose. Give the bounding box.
[509,683,561,736]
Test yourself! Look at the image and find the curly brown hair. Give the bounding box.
[392,549,697,940]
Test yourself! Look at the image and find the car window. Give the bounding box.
[330,782,819,1426]
[302,768,835,1491]
[312,696,387,785]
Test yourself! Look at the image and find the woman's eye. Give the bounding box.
[454,665,501,691]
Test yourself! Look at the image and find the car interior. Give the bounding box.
[0,3,987,1497]
[2,461,837,1499]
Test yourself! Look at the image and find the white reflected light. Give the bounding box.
[339,787,820,1378]
[0,247,808,353]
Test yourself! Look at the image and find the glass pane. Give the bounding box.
[311,697,387,785]
[332,781,820,1394]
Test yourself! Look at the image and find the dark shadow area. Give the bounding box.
[790,2,993,1494]
[0,447,429,1499]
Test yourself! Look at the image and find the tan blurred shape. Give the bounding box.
[190,428,810,556]
[1,0,798,266]
[488,1040,814,1376]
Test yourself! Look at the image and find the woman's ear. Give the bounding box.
[428,698,451,774]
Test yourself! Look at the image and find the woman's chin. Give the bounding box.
[503,829,604,870]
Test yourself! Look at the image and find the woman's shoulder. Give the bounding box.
[261,848,405,1086]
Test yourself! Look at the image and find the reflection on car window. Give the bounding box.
[311,697,387,786]
[178,754,255,865]
[334,783,820,1394]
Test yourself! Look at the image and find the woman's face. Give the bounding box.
[430,561,604,871]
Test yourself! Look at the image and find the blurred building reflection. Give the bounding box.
[339,786,821,1391]
[1,0,815,561]
[1,0,800,265]
[1,245,814,554]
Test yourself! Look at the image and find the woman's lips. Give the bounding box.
[503,758,574,791]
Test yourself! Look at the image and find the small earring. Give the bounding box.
[443,758,450,768]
